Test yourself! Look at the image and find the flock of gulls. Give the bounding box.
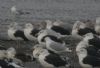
[1,6,100,68]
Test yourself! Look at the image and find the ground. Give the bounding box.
[0,0,100,68]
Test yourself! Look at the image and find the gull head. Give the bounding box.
[33,46,44,58]
[83,33,94,41]
[6,47,16,59]
[8,22,18,29]
[25,23,33,29]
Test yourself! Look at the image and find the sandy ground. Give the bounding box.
[0,0,100,68]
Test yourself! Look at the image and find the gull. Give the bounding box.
[33,46,71,68]
[45,20,70,38]
[11,6,18,15]
[95,17,100,35]
[76,33,100,68]
[11,6,26,15]
[77,48,100,68]
[24,23,40,42]
[37,29,63,46]
[0,59,24,68]
[7,22,28,48]
[76,33,100,57]
[41,35,71,54]
[72,21,96,39]
[6,47,33,63]
[53,20,72,31]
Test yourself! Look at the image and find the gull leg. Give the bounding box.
[16,40,20,49]
[18,40,21,49]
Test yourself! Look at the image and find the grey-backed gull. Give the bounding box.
[41,35,71,54]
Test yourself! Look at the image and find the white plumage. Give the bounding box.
[45,20,61,37]
[77,46,100,68]
[8,22,20,40]
[76,33,100,68]
[11,6,17,14]
[37,29,60,46]
[37,29,48,47]
[71,21,86,38]
[24,23,39,41]
[8,22,28,41]
[7,22,29,48]
[0,50,6,60]
[0,46,16,60]
[6,47,16,59]
[77,48,93,68]
[0,47,24,68]
[37,29,71,54]
[72,21,96,39]
[76,33,94,53]
[33,46,70,68]
[11,6,25,15]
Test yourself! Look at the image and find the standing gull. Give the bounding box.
[7,22,28,48]
[95,17,100,35]
[11,6,18,15]
[11,6,18,22]
[8,22,28,41]
[11,6,26,16]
